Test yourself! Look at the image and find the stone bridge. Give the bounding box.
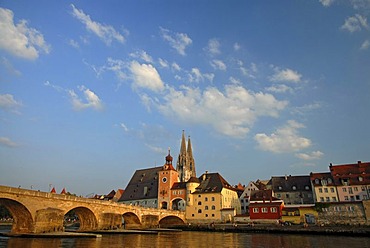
[0,185,186,234]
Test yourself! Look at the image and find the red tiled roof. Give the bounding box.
[329,161,370,185]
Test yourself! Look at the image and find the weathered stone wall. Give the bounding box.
[363,200,370,224]
[317,202,366,225]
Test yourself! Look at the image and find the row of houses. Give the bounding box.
[97,132,369,225]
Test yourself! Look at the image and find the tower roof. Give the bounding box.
[180,130,187,155]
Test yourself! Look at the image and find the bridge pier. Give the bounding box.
[98,213,122,230]
[34,208,64,233]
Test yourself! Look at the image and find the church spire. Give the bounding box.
[176,131,196,182]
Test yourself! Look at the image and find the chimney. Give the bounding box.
[285,174,288,181]
[358,161,361,164]
[202,171,208,180]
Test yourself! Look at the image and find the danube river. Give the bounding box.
[1,227,370,248]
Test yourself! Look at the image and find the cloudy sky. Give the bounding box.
[1,1,369,196]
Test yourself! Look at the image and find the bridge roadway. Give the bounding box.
[0,185,186,234]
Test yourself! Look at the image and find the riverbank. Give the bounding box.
[179,223,370,237]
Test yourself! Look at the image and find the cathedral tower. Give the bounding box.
[176,130,196,182]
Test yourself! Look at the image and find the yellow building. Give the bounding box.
[310,172,339,203]
[282,205,318,224]
[185,172,241,223]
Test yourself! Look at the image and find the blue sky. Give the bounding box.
[1,1,369,196]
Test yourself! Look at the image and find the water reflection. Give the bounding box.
[1,230,369,248]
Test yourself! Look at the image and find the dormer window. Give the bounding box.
[315,179,319,184]
[359,176,363,182]
[305,186,310,190]
[327,178,332,184]
[278,186,282,190]
[341,178,349,186]
[321,179,327,186]
[292,186,297,190]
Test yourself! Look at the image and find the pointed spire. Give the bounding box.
[180,130,187,155]
[187,136,193,159]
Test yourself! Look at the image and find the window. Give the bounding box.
[205,214,208,217]
[322,180,327,186]
[262,207,268,213]
[315,179,319,184]
[212,205,215,210]
[292,186,297,190]
[205,206,209,210]
[328,178,332,184]
[324,188,328,193]
[278,186,282,190]
[319,188,323,193]
[320,197,324,202]
[326,197,330,202]
[253,208,259,213]
[332,197,337,202]
[198,201,202,205]
[277,193,281,198]
[349,188,353,194]
[271,207,277,213]
[354,187,358,192]
[343,188,347,192]
[198,209,202,213]
[192,214,194,217]
[350,196,355,201]
[285,194,289,198]
[355,195,360,200]
[344,196,349,201]
[359,176,363,182]
[330,188,335,193]
[211,197,215,201]
[212,214,215,217]
[305,186,310,190]
[205,197,208,201]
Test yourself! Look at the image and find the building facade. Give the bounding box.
[310,172,338,203]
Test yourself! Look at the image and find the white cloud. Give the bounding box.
[319,0,335,7]
[341,14,368,33]
[296,151,324,160]
[130,50,153,63]
[1,57,21,76]
[265,84,293,93]
[160,27,192,56]
[360,39,370,50]
[0,137,18,147]
[0,7,50,60]
[120,123,129,132]
[210,59,227,71]
[0,94,22,111]
[68,39,79,49]
[255,120,311,153]
[270,67,302,83]
[172,62,181,71]
[129,61,165,92]
[205,38,221,55]
[156,84,288,137]
[68,86,103,111]
[71,4,126,45]
[234,42,241,51]
[188,68,214,83]
[292,102,322,115]
[158,58,169,68]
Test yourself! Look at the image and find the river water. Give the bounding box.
[1,227,369,248]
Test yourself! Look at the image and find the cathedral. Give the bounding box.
[118,131,196,210]
[176,130,196,182]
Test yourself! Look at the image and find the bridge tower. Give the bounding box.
[158,149,179,210]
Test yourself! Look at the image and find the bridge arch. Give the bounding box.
[0,198,33,233]
[159,215,185,227]
[65,206,98,232]
[122,212,141,229]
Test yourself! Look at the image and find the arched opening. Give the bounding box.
[171,198,186,211]
[122,212,141,229]
[64,207,97,232]
[159,216,185,228]
[0,198,33,233]
[161,201,168,209]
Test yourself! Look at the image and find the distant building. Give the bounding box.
[249,189,284,220]
[329,161,370,202]
[239,181,263,215]
[310,172,338,203]
[185,172,241,223]
[269,175,314,205]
